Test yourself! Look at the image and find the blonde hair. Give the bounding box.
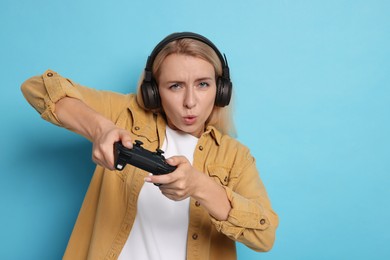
[136,38,236,137]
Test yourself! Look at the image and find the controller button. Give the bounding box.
[134,140,143,147]
[198,145,204,151]
[195,201,200,207]
[192,233,198,240]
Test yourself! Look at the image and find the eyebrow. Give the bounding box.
[196,77,214,82]
[165,77,214,84]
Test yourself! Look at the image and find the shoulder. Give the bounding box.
[207,126,251,156]
[221,135,253,168]
[126,93,154,119]
[204,131,257,187]
[220,134,251,155]
[207,127,254,170]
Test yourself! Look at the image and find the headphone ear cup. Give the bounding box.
[215,77,232,107]
[141,80,161,109]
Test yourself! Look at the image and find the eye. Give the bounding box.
[198,82,210,88]
[169,83,181,90]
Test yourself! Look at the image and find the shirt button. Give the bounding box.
[134,126,140,131]
[260,219,266,225]
[195,201,200,207]
[198,145,203,151]
[47,72,53,77]
[192,233,198,240]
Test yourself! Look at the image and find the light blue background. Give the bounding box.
[1,0,389,259]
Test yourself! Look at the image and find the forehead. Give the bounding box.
[158,54,215,79]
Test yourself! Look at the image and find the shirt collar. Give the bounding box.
[204,125,222,146]
[127,96,158,143]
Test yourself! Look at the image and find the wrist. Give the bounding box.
[191,172,210,202]
[191,173,231,221]
[91,117,116,142]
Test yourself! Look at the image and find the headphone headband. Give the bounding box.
[145,32,229,76]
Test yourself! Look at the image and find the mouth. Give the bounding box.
[183,115,197,125]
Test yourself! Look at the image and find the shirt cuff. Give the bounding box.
[210,186,270,238]
[41,70,83,125]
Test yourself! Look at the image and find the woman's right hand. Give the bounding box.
[55,97,133,170]
[91,122,133,170]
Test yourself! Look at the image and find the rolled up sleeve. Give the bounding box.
[21,70,131,127]
[21,70,84,126]
[212,186,271,232]
[209,149,279,252]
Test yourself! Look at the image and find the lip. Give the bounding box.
[183,115,197,125]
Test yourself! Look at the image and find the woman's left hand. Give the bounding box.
[144,156,231,220]
[144,156,201,201]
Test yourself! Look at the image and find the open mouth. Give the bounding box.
[183,116,197,125]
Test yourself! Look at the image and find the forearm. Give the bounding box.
[21,70,134,170]
[55,97,115,142]
[21,70,132,129]
[192,173,232,221]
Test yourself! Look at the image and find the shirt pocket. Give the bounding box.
[207,165,230,186]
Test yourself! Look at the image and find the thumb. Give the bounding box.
[119,131,133,149]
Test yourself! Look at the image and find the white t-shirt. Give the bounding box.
[118,126,198,260]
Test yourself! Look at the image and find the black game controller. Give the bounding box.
[114,140,177,175]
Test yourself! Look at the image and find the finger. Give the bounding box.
[166,156,188,166]
[160,188,188,201]
[94,152,113,170]
[93,156,113,170]
[145,173,175,185]
[105,151,115,170]
[119,131,133,149]
[97,140,116,169]
[94,143,115,170]
[92,147,106,167]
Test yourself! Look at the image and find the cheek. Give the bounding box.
[160,95,179,117]
[205,90,217,107]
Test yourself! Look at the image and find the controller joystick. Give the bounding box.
[134,140,143,147]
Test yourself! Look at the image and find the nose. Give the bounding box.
[184,87,196,109]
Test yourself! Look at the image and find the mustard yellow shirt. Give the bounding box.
[21,70,278,260]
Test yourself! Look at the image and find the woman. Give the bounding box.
[21,32,278,260]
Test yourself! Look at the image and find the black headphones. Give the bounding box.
[141,32,233,109]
